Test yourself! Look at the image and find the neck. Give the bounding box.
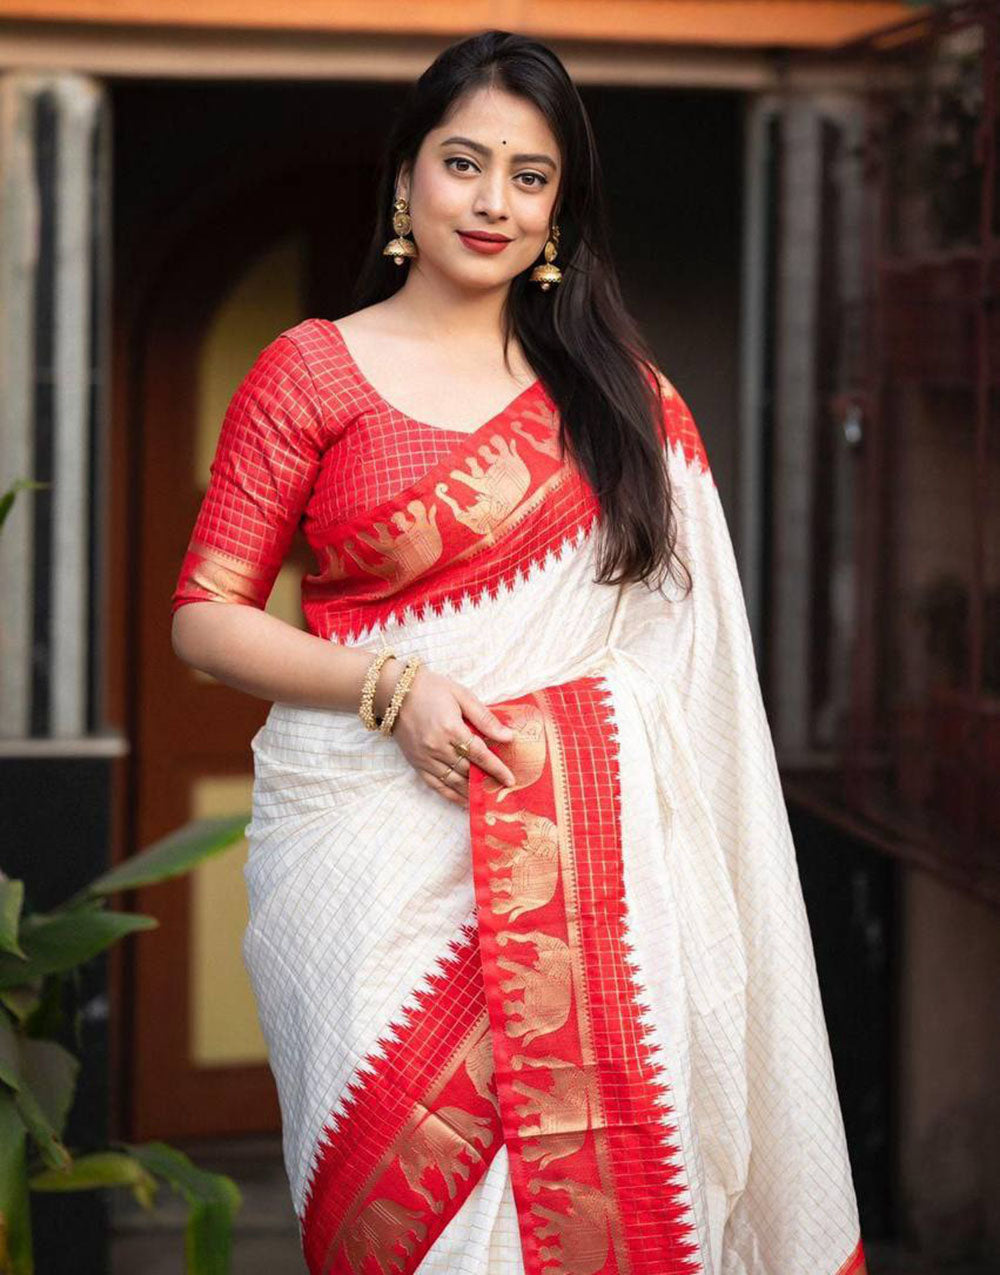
[387,260,512,347]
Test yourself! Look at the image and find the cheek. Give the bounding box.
[414,171,466,225]
[519,214,553,258]
[518,192,557,236]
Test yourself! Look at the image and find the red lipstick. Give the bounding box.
[457,230,512,255]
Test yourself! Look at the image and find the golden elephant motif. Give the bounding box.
[497,930,573,1045]
[343,498,443,587]
[434,433,532,540]
[484,807,561,921]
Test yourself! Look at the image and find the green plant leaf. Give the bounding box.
[29,1150,158,1209]
[0,1088,33,1275]
[0,1014,20,1092]
[124,1142,242,1212]
[71,816,249,904]
[125,1142,241,1275]
[16,1041,77,1141]
[185,1201,236,1275]
[21,977,64,1041]
[11,1081,71,1172]
[0,883,26,960]
[0,1021,76,1172]
[0,989,41,1027]
[0,479,50,535]
[0,911,157,990]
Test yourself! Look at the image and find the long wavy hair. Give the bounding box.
[352,29,690,595]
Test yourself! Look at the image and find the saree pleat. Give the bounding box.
[174,321,867,1274]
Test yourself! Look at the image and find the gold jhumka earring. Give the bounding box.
[382,196,418,266]
[530,223,562,290]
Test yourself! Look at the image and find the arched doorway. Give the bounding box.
[124,156,372,1139]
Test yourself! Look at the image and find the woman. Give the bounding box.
[171,29,866,1275]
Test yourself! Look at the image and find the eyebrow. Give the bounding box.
[438,135,558,170]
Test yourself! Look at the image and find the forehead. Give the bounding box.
[431,85,560,156]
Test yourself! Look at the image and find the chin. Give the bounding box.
[445,259,514,288]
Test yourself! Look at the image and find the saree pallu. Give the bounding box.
[242,375,866,1275]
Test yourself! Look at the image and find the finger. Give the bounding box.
[433,730,475,772]
[437,761,467,794]
[464,734,516,789]
[423,770,466,806]
[438,756,471,800]
[442,720,514,787]
[455,693,515,742]
[435,751,471,782]
[432,752,470,789]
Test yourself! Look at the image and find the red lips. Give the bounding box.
[457,231,512,242]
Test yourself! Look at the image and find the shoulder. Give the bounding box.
[231,325,323,427]
[243,317,361,443]
[267,316,342,370]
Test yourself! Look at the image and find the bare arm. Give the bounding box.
[171,601,516,804]
[171,601,395,715]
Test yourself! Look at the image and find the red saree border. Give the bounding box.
[299,923,504,1274]
[646,367,711,479]
[301,395,601,644]
[469,674,704,1275]
[836,1238,868,1275]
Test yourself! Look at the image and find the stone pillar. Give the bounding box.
[0,71,112,740]
[755,90,867,760]
[0,70,118,1275]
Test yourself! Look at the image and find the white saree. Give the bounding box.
[231,345,866,1275]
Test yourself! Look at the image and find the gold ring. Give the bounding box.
[441,761,458,779]
[452,736,474,758]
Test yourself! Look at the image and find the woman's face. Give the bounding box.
[400,84,562,292]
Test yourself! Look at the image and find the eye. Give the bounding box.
[444,157,549,190]
[444,156,479,174]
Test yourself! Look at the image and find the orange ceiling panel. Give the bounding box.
[0,0,924,50]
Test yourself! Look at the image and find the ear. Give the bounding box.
[395,161,412,203]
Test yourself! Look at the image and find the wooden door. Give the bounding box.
[127,162,369,1139]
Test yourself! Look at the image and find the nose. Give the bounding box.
[471,170,510,222]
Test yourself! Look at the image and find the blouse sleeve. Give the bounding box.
[171,333,327,615]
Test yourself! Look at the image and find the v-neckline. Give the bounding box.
[323,318,544,438]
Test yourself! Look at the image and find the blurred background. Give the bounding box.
[1,0,998,1271]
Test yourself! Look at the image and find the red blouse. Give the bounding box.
[170,318,556,636]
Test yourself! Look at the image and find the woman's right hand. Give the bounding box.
[377,661,517,807]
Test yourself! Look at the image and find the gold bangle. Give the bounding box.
[359,648,397,731]
[379,656,422,736]
[379,656,423,736]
